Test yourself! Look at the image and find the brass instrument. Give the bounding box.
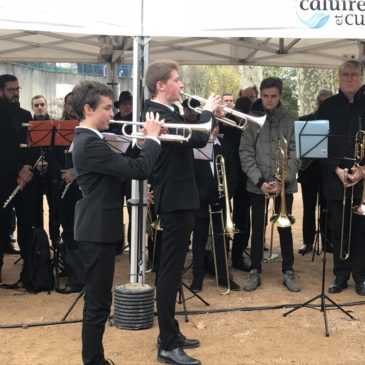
[270,137,296,227]
[263,196,276,263]
[3,154,44,209]
[109,120,211,142]
[340,130,365,260]
[352,130,365,215]
[209,154,237,295]
[180,91,266,130]
[145,185,162,273]
[216,154,237,234]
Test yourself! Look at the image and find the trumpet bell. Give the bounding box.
[353,203,365,216]
[270,213,296,228]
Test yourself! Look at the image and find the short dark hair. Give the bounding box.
[72,81,113,120]
[260,77,283,95]
[145,60,179,97]
[0,74,18,89]
[31,95,47,105]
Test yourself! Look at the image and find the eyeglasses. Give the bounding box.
[340,73,361,79]
[3,87,21,93]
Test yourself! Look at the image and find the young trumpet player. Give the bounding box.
[71,80,162,365]
[239,77,301,292]
[144,60,221,365]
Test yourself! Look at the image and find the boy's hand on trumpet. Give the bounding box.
[141,112,165,139]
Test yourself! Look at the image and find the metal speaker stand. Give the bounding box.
[283,208,354,336]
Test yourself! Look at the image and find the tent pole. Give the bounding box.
[129,36,150,284]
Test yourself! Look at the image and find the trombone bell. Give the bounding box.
[270,213,296,228]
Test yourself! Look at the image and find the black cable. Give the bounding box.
[1,299,364,330]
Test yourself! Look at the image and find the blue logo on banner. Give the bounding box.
[296,11,330,28]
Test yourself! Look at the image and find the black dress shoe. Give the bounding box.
[218,279,240,291]
[157,347,201,365]
[328,277,348,294]
[232,260,251,272]
[157,336,200,349]
[355,281,365,296]
[4,243,20,255]
[189,281,202,293]
[298,244,313,255]
[57,285,81,294]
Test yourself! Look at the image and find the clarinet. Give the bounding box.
[60,182,72,199]
[3,154,44,209]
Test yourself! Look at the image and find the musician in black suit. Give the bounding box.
[71,80,162,365]
[144,60,220,365]
[297,89,333,255]
[317,61,365,296]
[0,74,38,281]
[191,122,240,292]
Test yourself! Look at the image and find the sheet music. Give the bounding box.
[102,132,132,153]
[193,141,214,161]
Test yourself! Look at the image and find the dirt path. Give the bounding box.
[1,195,365,365]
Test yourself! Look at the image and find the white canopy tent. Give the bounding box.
[0,0,364,68]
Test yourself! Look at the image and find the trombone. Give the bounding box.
[109,120,211,142]
[270,137,296,228]
[180,91,266,130]
[340,130,365,260]
[209,154,237,295]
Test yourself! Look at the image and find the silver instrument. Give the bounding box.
[109,120,211,142]
[3,154,44,209]
[180,91,266,130]
[61,182,72,199]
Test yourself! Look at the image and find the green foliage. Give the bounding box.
[180,65,240,96]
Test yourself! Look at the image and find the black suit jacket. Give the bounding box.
[144,100,212,214]
[0,100,33,186]
[194,138,238,213]
[317,88,365,200]
[72,127,161,242]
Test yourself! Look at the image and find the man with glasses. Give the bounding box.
[0,74,36,283]
[317,60,365,296]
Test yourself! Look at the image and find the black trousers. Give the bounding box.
[78,241,116,365]
[59,183,84,289]
[156,210,195,351]
[192,206,229,284]
[327,199,365,282]
[231,173,251,264]
[0,181,38,268]
[300,181,328,246]
[249,192,294,273]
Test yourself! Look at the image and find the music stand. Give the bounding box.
[27,120,78,291]
[284,120,354,336]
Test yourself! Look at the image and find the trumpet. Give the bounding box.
[180,91,266,130]
[109,120,211,142]
[270,137,296,228]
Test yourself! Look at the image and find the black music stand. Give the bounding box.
[284,121,354,336]
[28,120,78,290]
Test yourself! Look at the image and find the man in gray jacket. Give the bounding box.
[240,77,300,292]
